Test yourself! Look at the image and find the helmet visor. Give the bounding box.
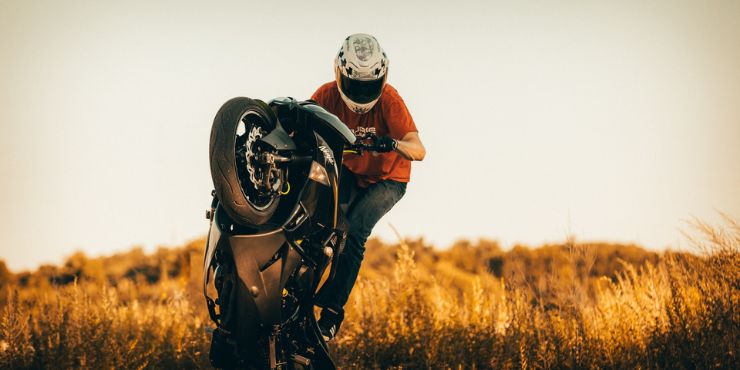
[339,75,384,104]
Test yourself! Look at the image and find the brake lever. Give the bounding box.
[344,144,366,156]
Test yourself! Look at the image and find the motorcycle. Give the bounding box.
[202,96,374,369]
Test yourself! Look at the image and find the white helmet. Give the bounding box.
[334,33,389,114]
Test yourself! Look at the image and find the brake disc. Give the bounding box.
[245,125,264,190]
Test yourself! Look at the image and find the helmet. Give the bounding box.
[334,33,389,114]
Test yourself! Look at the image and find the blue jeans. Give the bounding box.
[315,166,407,316]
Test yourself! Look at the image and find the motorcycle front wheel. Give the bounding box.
[210,97,281,226]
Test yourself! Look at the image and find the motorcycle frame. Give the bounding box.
[203,97,355,368]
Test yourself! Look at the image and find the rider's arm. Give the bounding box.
[395,132,426,161]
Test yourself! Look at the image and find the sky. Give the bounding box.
[1,0,738,271]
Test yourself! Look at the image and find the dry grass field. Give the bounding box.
[0,216,737,369]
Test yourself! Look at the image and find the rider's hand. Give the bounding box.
[373,135,397,153]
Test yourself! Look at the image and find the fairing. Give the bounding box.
[202,132,342,330]
[204,99,347,369]
[269,97,356,145]
[229,230,301,339]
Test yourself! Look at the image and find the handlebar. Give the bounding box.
[255,134,376,167]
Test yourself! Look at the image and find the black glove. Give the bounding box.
[373,135,397,153]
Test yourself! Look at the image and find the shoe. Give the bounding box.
[318,307,344,342]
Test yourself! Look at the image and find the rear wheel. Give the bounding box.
[210,97,282,226]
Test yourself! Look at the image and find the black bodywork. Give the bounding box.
[203,98,355,369]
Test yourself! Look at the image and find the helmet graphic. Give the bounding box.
[334,33,389,114]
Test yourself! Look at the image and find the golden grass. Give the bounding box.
[334,217,739,369]
[0,280,210,369]
[0,217,737,369]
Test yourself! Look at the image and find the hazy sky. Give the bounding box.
[1,0,738,271]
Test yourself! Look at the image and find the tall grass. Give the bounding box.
[0,217,737,369]
[333,217,738,369]
[0,281,210,369]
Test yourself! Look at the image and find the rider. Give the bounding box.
[311,33,426,341]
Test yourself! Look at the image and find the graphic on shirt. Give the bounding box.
[352,126,376,136]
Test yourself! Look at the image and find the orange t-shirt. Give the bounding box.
[311,82,418,188]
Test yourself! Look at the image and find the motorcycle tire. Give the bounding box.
[210,97,280,226]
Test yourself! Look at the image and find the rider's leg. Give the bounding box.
[315,175,407,330]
